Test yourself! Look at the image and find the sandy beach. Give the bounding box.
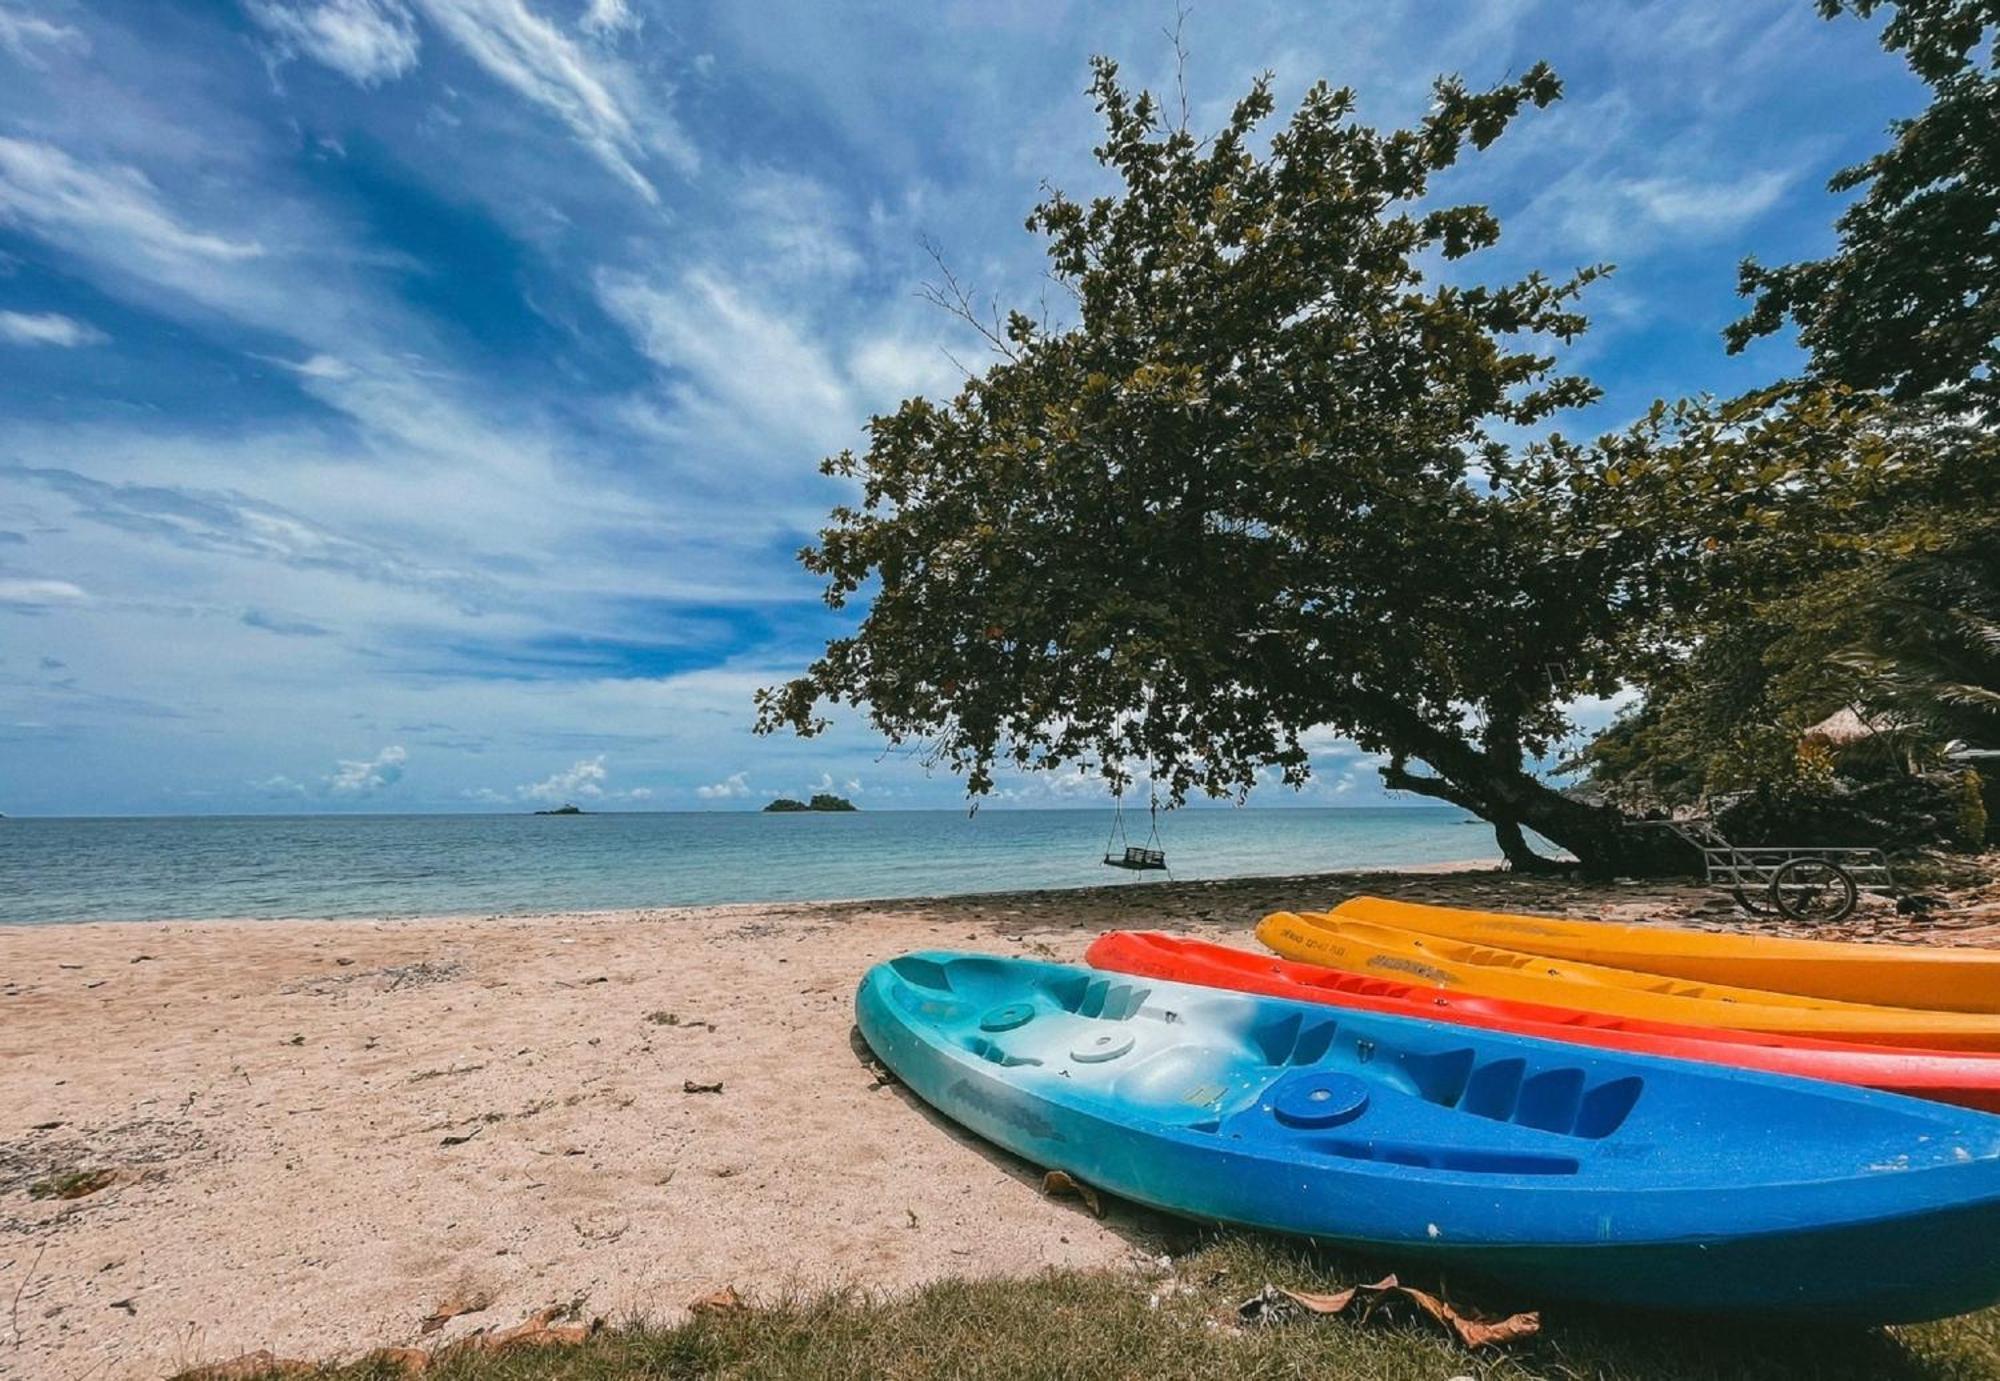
[6,865,2000,1380]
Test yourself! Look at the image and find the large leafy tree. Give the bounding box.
[758,59,1681,875]
[1574,388,2000,806]
[1728,0,2000,410]
[1588,0,2000,813]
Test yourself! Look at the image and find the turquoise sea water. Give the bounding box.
[0,807,1496,925]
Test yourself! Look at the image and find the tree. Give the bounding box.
[1727,0,2000,411]
[1572,386,2000,808]
[758,58,1682,875]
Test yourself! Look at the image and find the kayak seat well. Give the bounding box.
[1454,1057,1643,1137]
[1049,973,1151,1020]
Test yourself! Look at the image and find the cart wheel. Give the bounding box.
[1770,858,1859,925]
[1730,886,1778,917]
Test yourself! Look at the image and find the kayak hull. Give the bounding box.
[1332,896,2000,1014]
[1085,930,2000,1111]
[858,951,2000,1320]
[1259,911,2000,1051]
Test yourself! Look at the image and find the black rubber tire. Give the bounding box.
[1731,886,1778,917]
[1770,857,1860,925]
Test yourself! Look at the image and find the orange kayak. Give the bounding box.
[1327,896,2000,1014]
[1257,911,2000,1051]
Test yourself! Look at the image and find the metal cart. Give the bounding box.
[1633,816,1894,924]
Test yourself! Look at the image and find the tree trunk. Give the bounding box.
[1370,702,1693,879]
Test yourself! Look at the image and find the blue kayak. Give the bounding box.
[857,952,2000,1321]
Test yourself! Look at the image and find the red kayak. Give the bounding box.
[1084,931,2000,1112]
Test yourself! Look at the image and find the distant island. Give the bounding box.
[533,803,587,815]
[763,794,858,813]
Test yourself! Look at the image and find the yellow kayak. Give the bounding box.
[1256,911,2000,1051]
[1327,896,2000,1014]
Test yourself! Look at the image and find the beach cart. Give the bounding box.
[1634,816,1894,924]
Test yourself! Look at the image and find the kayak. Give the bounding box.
[858,950,2000,1320]
[1258,911,2000,1051]
[1085,930,2000,1111]
[1328,895,2000,1014]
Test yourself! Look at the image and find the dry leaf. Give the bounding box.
[1238,1274,1538,1350]
[1041,1169,1104,1218]
[360,1346,432,1374]
[483,1306,597,1352]
[419,1287,494,1334]
[689,1285,747,1315]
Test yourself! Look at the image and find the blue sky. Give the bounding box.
[0,0,1916,815]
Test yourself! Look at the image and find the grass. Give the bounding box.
[207,1234,2000,1381]
[26,1166,115,1200]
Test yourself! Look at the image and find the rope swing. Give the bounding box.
[1102,786,1168,872]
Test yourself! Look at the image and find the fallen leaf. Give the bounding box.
[1041,1169,1104,1218]
[688,1285,747,1315]
[360,1347,431,1374]
[1237,1275,1538,1350]
[482,1306,597,1352]
[420,1287,494,1334]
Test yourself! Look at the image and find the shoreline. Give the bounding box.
[5,864,1995,1379]
[0,857,1503,932]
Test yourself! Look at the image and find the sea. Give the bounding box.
[0,807,1496,926]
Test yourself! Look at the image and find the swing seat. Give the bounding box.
[1105,845,1168,871]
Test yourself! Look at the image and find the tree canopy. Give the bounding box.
[1728,0,2000,410]
[758,59,1677,873]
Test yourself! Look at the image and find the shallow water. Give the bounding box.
[0,806,1496,924]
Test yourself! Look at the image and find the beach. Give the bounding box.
[6,865,2000,1380]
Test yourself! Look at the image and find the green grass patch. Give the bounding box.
[26,1167,115,1200]
[210,1234,2000,1380]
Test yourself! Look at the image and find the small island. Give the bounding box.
[533,803,587,815]
[763,793,858,813]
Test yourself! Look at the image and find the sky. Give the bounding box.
[0,0,1921,816]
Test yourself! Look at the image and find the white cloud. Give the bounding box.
[578,0,637,39]
[1619,170,1796,232]
[408,0,691,200]
[847,333,963,405]
[326,743,407,793]
[597,267,855,462]
[0,577,86,605]
[246,0,422,86]
[696,770,750,799]
[519,752,607,800]
[0,5,86,67]
[0,137,264,266]
[0,310,105,347]
[1527,165,1801,256]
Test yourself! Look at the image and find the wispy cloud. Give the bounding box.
[246,0,422,86]
[0,137,264,265]
[0,309,105,347]
[409,0,691,199]
[578,0,638,41]
[4,464,499,609]
[0,4,86,68]
[0,576,86,607]
[242,607,332,637]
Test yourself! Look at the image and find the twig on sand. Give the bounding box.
[10,1241,48,1347]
